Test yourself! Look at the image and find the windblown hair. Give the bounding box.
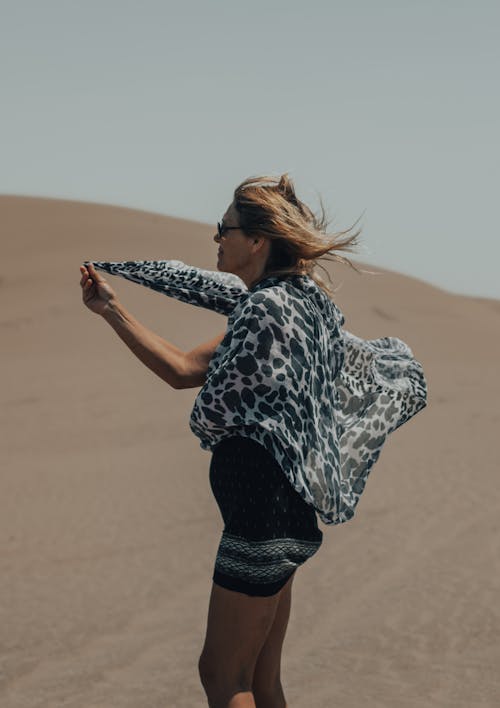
[233,173,373,297]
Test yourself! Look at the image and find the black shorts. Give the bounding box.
[209,435,323,597]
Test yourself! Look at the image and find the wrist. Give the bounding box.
[101,298,123,321]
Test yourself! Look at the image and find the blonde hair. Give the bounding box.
[233,172,373,297]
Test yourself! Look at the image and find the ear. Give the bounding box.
[252,236,269,254]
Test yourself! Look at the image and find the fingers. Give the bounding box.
[80,262,100,278]
[86,262,97,278]
[80,266,87,286]
[79,264,94,289]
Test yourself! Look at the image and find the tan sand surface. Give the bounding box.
[1,196,498,707]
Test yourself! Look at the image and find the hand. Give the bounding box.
[80,263,118,316]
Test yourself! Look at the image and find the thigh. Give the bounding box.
[199,579,283,681]
[253,571,294,689]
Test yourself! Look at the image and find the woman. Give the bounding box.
[80,174,427,708]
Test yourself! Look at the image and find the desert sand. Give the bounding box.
[1,195,498,707]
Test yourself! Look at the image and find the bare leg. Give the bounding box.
[198,577,292,708]
[252,572,294,708]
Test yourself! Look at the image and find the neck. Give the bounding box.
[234,266,268,290]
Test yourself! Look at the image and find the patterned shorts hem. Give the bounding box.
[213,531,322,597]
[213,567,296,597]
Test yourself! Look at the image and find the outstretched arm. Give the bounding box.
[81,262,229,390]
[100,298,189,389]
[95,296,224,390]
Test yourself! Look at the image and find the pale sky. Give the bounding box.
[1,0,499,299]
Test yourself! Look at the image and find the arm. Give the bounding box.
[102,299,225,389]
[177,330,227,389]
[101,298,187,389]
[81,262,225,390]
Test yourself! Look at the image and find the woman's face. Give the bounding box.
[214,201,269,284]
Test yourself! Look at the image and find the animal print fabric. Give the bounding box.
[86,259,428,526]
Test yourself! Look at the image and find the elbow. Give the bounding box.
[166,370,183,389]
[168,354,189,390]
[172,373,205,390]
[171,353,207,389]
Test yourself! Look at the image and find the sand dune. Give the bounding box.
[1,195,498,707]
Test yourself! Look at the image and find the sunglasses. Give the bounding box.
[217,221,241,239]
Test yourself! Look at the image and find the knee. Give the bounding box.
[198,651,253,697]
[198,652,215,689]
